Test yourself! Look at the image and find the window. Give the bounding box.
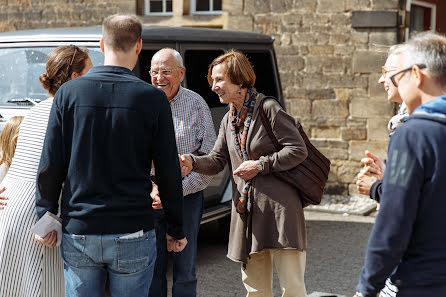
[144,0,173,15]
[191,0,222,15]
[409,1,436,35]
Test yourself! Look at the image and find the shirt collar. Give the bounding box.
[169,85,184,105]
[88,65,136,76]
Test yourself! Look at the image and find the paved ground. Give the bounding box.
[164,211,376,297]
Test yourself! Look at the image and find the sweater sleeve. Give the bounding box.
[36,98,66,218]
[152,96,185,240]
[369,180,382,203]
[356,127,423,297]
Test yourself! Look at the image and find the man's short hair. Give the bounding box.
[152,48,184,67]
[102,14,142,52]
[403,32,446,86]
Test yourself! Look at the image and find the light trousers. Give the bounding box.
[241,249,307,297]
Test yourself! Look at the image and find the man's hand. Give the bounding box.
[0,187,7,210]
[361,150,386,180]
[150,183,163,209]
[166,234,188,252]
[180,154,193,177]
[34,230,57,248]
[356,168,379,196]
[233,160,259,181]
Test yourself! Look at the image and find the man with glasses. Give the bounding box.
[355,32,446,297]
[36,15,186,297]
[356,45,409,201]
[148,48,216,297]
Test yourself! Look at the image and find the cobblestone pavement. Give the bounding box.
[164,210,376,297]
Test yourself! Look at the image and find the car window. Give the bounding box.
[0,47,103,106]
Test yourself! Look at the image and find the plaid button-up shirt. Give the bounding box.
[170,86,216,196]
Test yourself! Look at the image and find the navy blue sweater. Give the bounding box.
[36,66,184,239]
[357,95,446,297]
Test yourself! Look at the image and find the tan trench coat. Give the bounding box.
[191,94,308,263]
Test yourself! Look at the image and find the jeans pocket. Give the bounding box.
[61,234,91,268]
[115,232,150,274]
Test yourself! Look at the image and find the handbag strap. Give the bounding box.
[258,96,282,151]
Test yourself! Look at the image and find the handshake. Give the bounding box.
[179,154,193,178]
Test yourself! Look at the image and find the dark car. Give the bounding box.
[0,25,284,224]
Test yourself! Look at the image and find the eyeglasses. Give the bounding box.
[149,67,182,77]
[381,66,397,78]
[389,64,426,87]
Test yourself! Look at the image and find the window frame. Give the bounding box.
[406,0,437,40]
[144,0,173,16]
[190,0,222,15]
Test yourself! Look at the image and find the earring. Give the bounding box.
[238,85,242,94]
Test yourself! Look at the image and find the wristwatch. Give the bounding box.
[256,160,263,173]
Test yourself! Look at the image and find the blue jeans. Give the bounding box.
[149,191,204,297]
[61,230,156,297]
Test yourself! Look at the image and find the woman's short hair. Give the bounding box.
[102,14,142,52]
[0,116,24,168]
[207,50,256,88]
[39,45,89,96]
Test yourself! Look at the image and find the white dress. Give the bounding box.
[0,99,64,297]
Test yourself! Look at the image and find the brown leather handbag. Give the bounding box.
[258,96,331,207]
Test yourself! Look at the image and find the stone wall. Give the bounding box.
[225,0,400,195]
[0,0,136,32]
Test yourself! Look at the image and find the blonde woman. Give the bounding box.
[0,116,24,183]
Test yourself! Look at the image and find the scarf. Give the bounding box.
[388,102,409,136]
[230,88,257,214]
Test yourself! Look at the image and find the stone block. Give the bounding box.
[369,72,386,97]
[331,13,351,25]
[328,166,338,182]
[291,32,316,45]
[315,32,330,45]
[371,0,398,9]
[345,0,370,11]
[353,50,385,73]
[303,74,367,89]
[317,0,346,13]
[275,45,301,55]
[312,127,341,139]
[335,88,349,101]
[350,140,388,161]
[311,139,349,149]
[351,30,369,44]
[329,33,350,44]
[284,86,307,99]
[334,45,355,55]
[341,126,367,140]
[302,13,330,25]
[282,13,302,25]
[351,98,394,118]
[319,148,349,160]
[309,45,334,55]
[308,88,336,100]
[286,99,312,120]
[305,55,323,73]
[370,30,398,46]
[245,0,271,14]
[280,33,292,46]
[277,55,305,71]
[294,0,317,11]
[271,0,294,12]
[226,15,253,32]
[313,99,349,119]
[338,164,362,183]
[352,11,398,28]
[323,56,347,72]
[367,118,390,140]
[223,0,243,14]
[349,88,368,98]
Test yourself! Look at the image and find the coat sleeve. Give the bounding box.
[356,127,424,297]
[258,98,307,175]
[36,98,66,218]
[191,113,230,176]
[152,96,185,240]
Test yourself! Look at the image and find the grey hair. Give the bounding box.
[152,47,184,67]
[388,44,405,56]
[401,32,446,85]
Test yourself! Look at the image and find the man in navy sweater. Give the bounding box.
[36,15,186,297]
[355,32,446,297]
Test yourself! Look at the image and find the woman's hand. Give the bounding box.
[0,187,7,210]
[180,154,193,177]
[34,230,57,248]
[233,160,259,181]
[361,150,386,180]
[151,183,163,209]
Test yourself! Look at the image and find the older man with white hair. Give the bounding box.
[355,32,446,297]
[148,48,216,297]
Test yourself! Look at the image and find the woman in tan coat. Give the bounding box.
[181,50,308,297]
